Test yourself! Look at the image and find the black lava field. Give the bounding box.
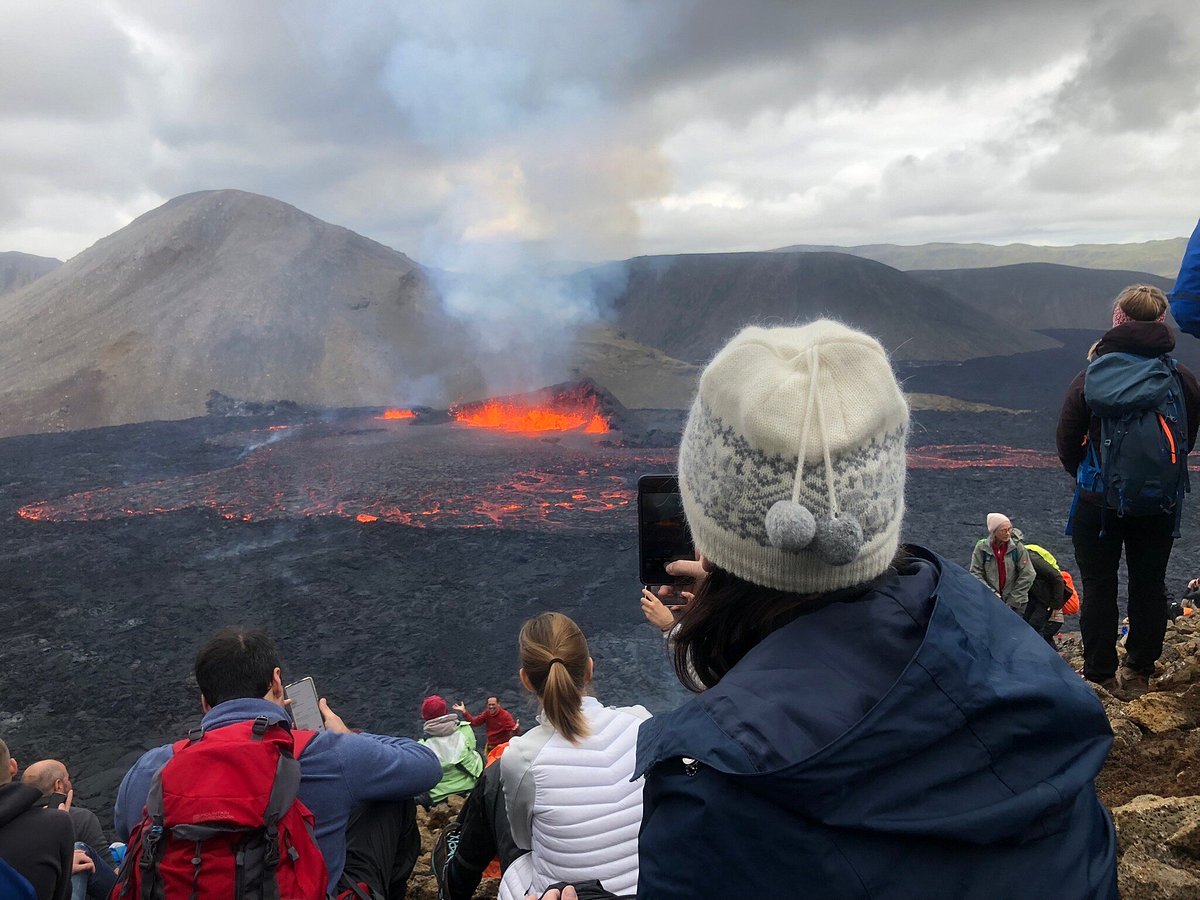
[4,386,1200,830]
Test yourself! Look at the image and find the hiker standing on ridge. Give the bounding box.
[969,513,1035,614]
[1057,285,1200,696]
[454,697,518,754]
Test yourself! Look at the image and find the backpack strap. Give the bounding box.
[140,768,169,900]
[292,729,319,758]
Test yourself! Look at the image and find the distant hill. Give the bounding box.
[567,323,700,409]
[772,239,1188,277]
[0,251,60,296]
[0,190,486,437]
[594,251,1059,365]
[910,263,1175,330]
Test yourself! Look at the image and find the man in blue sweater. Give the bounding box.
[113,628,441,898]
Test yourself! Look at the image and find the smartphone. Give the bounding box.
[284,677,325,732]
[637,474,694,586]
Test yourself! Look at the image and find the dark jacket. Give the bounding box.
[1056,321,1200,505]
[634,547,1117,899]
[1026,548,1066,613]
[0,782,74,900]
[1170,218,1200,337]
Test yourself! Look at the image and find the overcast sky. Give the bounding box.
[2,0,1199,264]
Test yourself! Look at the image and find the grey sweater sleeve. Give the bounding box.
[70,807,115,868]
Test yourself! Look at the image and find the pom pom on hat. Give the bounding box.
[811,515,865,566]
[987,513,1012,535]
[766,500,816,551]
[421,695,448,720]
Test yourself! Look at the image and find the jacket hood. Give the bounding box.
[636,546,1112,846]
[1095,320,1176,358]
[0,781,43,828]
[422,713,460,737]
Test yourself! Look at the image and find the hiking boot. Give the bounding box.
[1115,666,1150,698]
[1089,677,1119,696]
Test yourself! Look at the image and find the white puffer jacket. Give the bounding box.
[498,697,651,900]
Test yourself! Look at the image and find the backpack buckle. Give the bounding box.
[251,716,270,738]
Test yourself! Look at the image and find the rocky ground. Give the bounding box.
[1072,614,1200,897]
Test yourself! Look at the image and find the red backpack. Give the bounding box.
[112,716,328,900]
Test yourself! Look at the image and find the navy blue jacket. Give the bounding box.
[634,547,1117,899]
[1171,217,1200,337]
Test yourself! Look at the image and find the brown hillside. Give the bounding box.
[0,191,486,437]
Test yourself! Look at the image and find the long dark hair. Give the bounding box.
[672,552,910,692]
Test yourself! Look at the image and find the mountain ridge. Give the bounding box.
[772,238,1187,277]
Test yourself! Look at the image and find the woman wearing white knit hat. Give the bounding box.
[626,320,1117,900]
[969,511,1036,613]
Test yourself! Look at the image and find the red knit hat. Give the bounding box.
[421,695,447,720]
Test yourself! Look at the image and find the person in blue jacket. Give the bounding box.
[1170,217,1200,336]
[632,321,1118,900]
[113,627,441,898]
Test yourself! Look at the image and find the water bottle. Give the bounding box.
[109,842,126,868]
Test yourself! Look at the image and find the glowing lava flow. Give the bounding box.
[376,409,415,421]
[453,400,609,434]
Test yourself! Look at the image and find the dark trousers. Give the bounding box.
[1071,501,1174,680]
[342,799,421,899]
[445,763,523,900]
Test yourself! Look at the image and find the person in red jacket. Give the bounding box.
[453,697,517,753]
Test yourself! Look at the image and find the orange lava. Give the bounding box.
[376,409,416,420]
[453,401,610,434]
[356,513,379,523]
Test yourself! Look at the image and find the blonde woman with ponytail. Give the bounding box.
[497,612,650,900]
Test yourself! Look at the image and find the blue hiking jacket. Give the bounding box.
[1171,217,1200,337]
[634,547,1117,899]
[113,698,440,894]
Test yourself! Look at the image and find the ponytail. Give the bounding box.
[518,612,590,743]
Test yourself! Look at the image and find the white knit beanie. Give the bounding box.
[678,320,909,594]
[987,513,1012,535]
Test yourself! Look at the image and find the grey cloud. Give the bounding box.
[0,4,134,120]
[1051,6,1200,133]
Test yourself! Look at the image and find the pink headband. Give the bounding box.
[1113,305,1166,328]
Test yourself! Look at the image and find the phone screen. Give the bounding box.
[637,474,694,586]
[284,677,325,732]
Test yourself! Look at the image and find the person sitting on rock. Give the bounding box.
[454,696,518,754]
[497,612,649,900]
[0,737,76,900]
[969,512,1036,614]
[22,759,117,899]
[113,626,441,898]
[419,695,483,806]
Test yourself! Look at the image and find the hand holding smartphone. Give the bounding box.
[637,474,695,587]
[284,676,325,732]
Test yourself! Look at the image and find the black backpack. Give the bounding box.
[1069,351,1189,536]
